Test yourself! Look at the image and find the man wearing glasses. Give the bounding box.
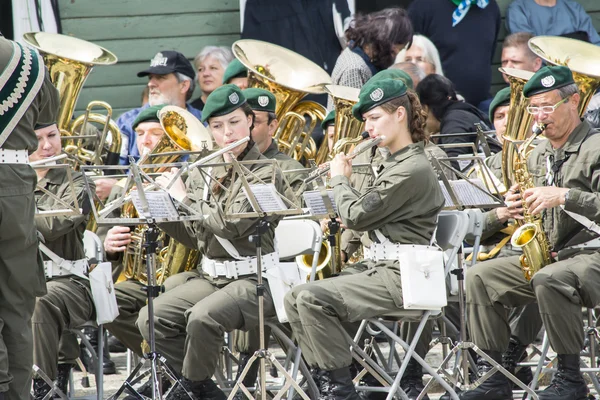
[459,65,600,400]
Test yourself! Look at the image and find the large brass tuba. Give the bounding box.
[121,106,210,283]
[22,32,122,168]
[232,39,331,163]
[323,85,364,163]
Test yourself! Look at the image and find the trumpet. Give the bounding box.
[304,133,383,185]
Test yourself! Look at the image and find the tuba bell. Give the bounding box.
[22,32,122,168]
[232,39,331,163]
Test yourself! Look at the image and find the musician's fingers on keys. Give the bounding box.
[105,226,132,253]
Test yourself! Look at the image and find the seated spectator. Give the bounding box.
[329,7,413,90]
[501,32,542,83]
[396,34,444,76]
[408,0,501,108]
[390,62,426,87]
[507,0,600,45]
[416,74,498,169]
[95,51,202,200]
[222,58,248,89]
[190,46,234,110]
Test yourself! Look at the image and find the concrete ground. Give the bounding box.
[65,337,571,400]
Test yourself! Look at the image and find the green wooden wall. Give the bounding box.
[58,0,240,118]
[59,0,600,116]
[491,0,600,95]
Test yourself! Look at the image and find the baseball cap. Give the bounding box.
[137,50,195,80]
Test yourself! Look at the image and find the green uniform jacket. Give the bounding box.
[0,38,59,197]
[160,144,285,263]
[36,168,93,261]
[262,140,306,199]
[528,119,600,255]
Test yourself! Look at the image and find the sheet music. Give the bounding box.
[303,190,338,216]
[130,190,179,219]
[440,178,497,207]
[243,184,288,212]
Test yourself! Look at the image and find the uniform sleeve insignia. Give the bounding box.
[362,191,383,212]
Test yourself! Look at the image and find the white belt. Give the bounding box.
[0,149,29,164]
[201,252,279,279]
[43,259,89,280]
[365,243,438,262]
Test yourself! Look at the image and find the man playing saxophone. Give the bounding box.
[459,65,600,400]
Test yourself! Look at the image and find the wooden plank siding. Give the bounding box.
[491,0,600,95]
[57,0,240,117]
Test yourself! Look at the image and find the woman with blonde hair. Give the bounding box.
[396,34,444,76]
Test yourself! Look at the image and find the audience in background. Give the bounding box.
[500,32,543,83]
[507,0,600,45]
[396,34,444,76]
[190,46,234,110]
[390,62,426,87]
[408,0,501,109]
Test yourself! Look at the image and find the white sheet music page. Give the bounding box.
[439,178,496,207]
[303,189,338,216]
[243,184,288,212]
[130,190,179,219]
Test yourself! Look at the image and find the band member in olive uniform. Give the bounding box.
[222,59,248,89]
[136,85,286,400]
[0,37,59,400]
[29,123,96,399]
[284,79,445,399]
[459,66,600,400]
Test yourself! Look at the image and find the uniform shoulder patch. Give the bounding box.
[362,191,383,212]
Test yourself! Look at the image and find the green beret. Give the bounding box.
[488,87,511,122]
[523,65,575,98]
[132,104,165,130]
[321,110,336,130]
[352,79,408,120]
[367,69,414,89]
[202,84,247,123]
[222,59,248,84]
[242,88,276,113]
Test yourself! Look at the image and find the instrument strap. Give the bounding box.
[38,241,89,280]
[0,42,45,148]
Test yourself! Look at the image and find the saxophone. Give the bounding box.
[510,124,553,281]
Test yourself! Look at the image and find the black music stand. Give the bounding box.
[82,159,205,400]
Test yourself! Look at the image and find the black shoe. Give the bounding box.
[124,375,172,400]
[399,358,430,400]
[78,327,117,375]
[166,378,226,400]
[33,378,52,400]
[538,354,588,400]
[108,334,127,353]
[53,364,72,398]
[458,351,512,400]
[319,367,360,400]
[502,336,533,387]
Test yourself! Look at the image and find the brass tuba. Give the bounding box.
[22,32,122,168]
[323,85,364,163]
[232,39,331,163]
[121,106,210,283]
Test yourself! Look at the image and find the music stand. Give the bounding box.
[31,162,82,400]
[422,157,539,399]
[82,159,205,400]
[200,157,310,400]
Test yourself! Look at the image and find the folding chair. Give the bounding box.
[351,210,471,400]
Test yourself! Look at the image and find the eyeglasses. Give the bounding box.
[526,97,569,115]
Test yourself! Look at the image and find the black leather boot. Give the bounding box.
[399,358,430,400]
[502,336,532,387]
[107,334,127,353]
[458,350,512,400]
[319,367,360,400]
[538,354,588,400]
[54,364,72,397]
[33,378,51,400]
[123,375,172,400]
[79,327,116,375]
[166,377,226,400]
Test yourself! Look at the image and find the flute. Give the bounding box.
[304,133,384,184]
[30,154,68,167]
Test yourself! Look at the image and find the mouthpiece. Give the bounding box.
[532,123,546,136]
[360,131,369,140]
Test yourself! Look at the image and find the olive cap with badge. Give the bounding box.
[132,104,166,130]
[242,88,276,113]
[321,110,336,130]
[222,59,248,84]
[366,69,414,89]
[201,84,247,122]
[352,78,408,120]
[523,65,575,98]
[488,87,511,122]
